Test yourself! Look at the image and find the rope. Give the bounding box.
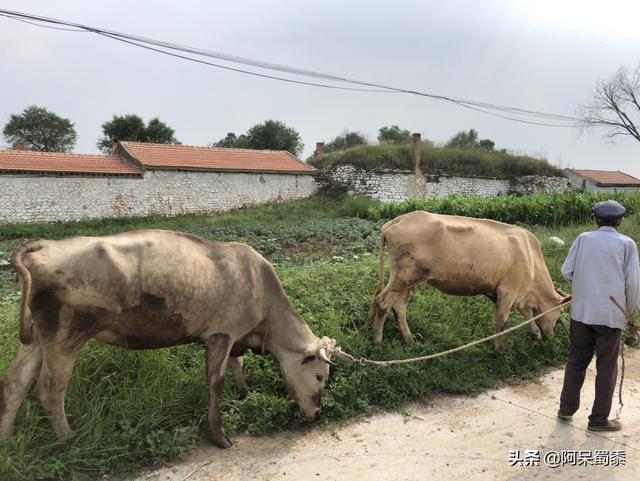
[334,297,572,367]
[608,296,631,421]
[615,337,625,420]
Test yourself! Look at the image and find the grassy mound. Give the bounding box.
[311,144,564,178]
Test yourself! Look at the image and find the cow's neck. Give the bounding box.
[532,277,562,310]
[263,293,317,360]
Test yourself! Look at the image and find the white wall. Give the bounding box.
[0,170,317,224]
[325,165,568,202]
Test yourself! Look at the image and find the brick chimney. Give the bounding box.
[14,141,27,151]
[411,133,422,176]
[409,133,425,199]
[111,139,119,155]
[314,142,325,160]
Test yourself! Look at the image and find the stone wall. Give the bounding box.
[324,165,569,202]
[0,171,317,224]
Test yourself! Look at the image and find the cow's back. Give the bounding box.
[382,211,537,296]
[20,230,274,345]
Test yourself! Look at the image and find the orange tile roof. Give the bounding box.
[120,141,316,174]
[0,150,142,175]
[572,169,640,186]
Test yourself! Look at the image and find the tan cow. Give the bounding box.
[366,211,565,348]
[0,230,338,448]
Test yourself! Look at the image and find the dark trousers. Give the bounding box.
[559,320,621,426]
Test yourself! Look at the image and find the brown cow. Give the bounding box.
[0,230,337,448]
[367,211,565,349]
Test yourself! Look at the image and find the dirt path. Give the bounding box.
[133,349,640,481]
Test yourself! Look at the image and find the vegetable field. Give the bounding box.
[0,193,638,480]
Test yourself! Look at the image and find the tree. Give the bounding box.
[478,139,495,150]
[577,65,640,144]
[213,132,249,149]
[326,130,368,152]
[97,114,179,153]
[211,120,303,155]
[244,120,303,156]
[377,125,411,144]
[214,132,238,148]
[3,105,77,152]
[446,128,480,148]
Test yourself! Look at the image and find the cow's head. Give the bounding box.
[535,289,570,337]
[278,336,336,418]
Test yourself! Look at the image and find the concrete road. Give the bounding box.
[133,348,640,481]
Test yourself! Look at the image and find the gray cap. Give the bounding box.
[593,200,626,220]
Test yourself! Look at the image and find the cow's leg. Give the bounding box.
[34,339,85,437]
[0,342,43,438]
[372,288,417,344]
[525,307,543,341]
[392,290,414,344]
[494,291,516,351]
[229,355,248,399]
[206,333,233,448]
[31,304,88,438]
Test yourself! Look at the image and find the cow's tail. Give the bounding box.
[377,231,387,294]
[11,242,40,345]
[364,232,387,330]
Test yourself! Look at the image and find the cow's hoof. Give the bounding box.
[211,430,233,449]
[237,387,249,400]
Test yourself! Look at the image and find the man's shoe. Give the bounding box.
[557,410,573,421]
[587,419,622,432]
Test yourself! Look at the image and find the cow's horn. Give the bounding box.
[317,347,336,366]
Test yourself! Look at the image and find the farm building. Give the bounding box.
[565,169,640,193]
[0,142,317,223]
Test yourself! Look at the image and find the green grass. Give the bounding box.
[0,194,635,480]
[311,143,564,178]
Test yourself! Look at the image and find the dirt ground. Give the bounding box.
[133,349,640,481]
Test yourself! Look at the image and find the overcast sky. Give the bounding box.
[1,1,639,175]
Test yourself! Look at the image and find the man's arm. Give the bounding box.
[624,240,640,316]
[561,237,581,281]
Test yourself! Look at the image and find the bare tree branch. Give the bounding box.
[578,65,640,145]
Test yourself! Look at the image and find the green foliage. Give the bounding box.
[478,138,495,150]
[377,125,411,144]
[312,143,564,178]
[3,105,77,152]
[213,132,249,148]
[445,128,479,148]
[212,120,303,156]
[445,129,496,151]
[325,130,368,152]
[97,114,179,153]
[4,194,633,479]
[244,120,303,156]
[367,191,640,227]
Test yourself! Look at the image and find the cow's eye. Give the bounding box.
[316,375,324,382]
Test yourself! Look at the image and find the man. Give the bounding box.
[558,200,640,431]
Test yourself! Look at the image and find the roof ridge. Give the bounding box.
[121,141,302,157]
[0,149,120,159]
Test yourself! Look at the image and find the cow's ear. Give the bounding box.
[301,354,317,365]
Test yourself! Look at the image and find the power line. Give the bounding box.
[0,9,578,127]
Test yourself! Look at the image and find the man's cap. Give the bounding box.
[593,200,626,220]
